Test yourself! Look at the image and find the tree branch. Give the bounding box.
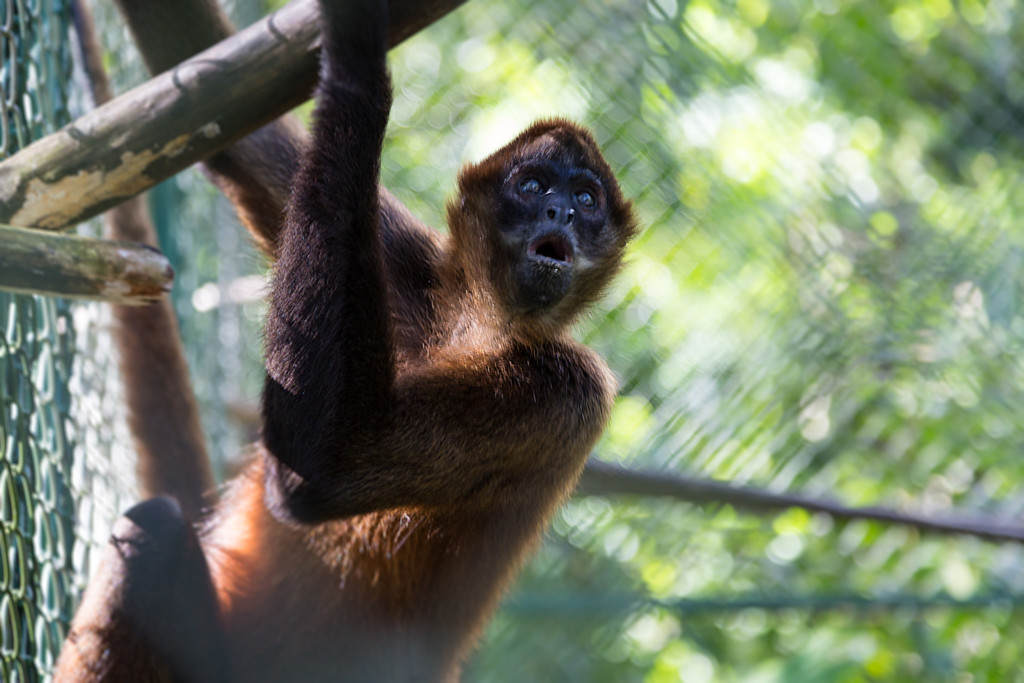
[505,590,1024,617]
[0,0,468,231]
[0,223,172,304]
[578,459,1024,544]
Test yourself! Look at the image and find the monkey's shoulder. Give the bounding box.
[416,337,615,428]
[498,339,617,430]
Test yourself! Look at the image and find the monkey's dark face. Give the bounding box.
[494,155,612,312]
[453,120,638,324]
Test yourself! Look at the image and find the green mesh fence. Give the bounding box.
[5,0,1024,681]
[0,1,79,680]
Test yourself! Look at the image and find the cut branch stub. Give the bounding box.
[0,223,173,304]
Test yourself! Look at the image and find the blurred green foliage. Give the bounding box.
[376,0,1024,680]
[90,0,1024,680]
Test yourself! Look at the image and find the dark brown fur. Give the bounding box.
[57,0,636,680]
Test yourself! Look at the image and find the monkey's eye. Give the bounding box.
[519,178,543,194]
[575,190,596,207]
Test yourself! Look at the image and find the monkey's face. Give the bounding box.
[494,157,611,313]
[453,120,638,324]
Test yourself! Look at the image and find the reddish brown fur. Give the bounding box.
[201,451,598,680]
[58,0,636,680]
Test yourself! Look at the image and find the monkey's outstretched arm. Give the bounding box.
[261,0,397,522]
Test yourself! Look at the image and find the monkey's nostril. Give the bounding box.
[566,208,575,224]
[547,208,557,220]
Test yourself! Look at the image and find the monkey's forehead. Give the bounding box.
[522,132,590,158]
[461,122,622,197]
[513,133,608,178]
[522,133,565,155]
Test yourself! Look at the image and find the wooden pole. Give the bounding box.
[0,223,172,304]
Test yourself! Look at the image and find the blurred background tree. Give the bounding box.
[4,0,1024,679]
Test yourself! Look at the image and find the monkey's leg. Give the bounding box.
[111,0,434,259]
[110,0,302,255]
[55,497,226,682]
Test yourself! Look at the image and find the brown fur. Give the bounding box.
[200,454,596,680]
[58,0,636,680]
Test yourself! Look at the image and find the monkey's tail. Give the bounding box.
[71,0,216,520]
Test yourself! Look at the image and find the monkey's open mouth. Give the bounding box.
[528,236,574,265]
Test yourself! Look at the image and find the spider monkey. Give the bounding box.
[56,0,637,680]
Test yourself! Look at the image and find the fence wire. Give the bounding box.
[4,0,1024,681]
[0,1,79,680]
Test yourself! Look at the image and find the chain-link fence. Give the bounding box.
[5,0,1024,680]
[0,1,81,680]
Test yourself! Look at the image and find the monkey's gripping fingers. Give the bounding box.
[319,0,388,29]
